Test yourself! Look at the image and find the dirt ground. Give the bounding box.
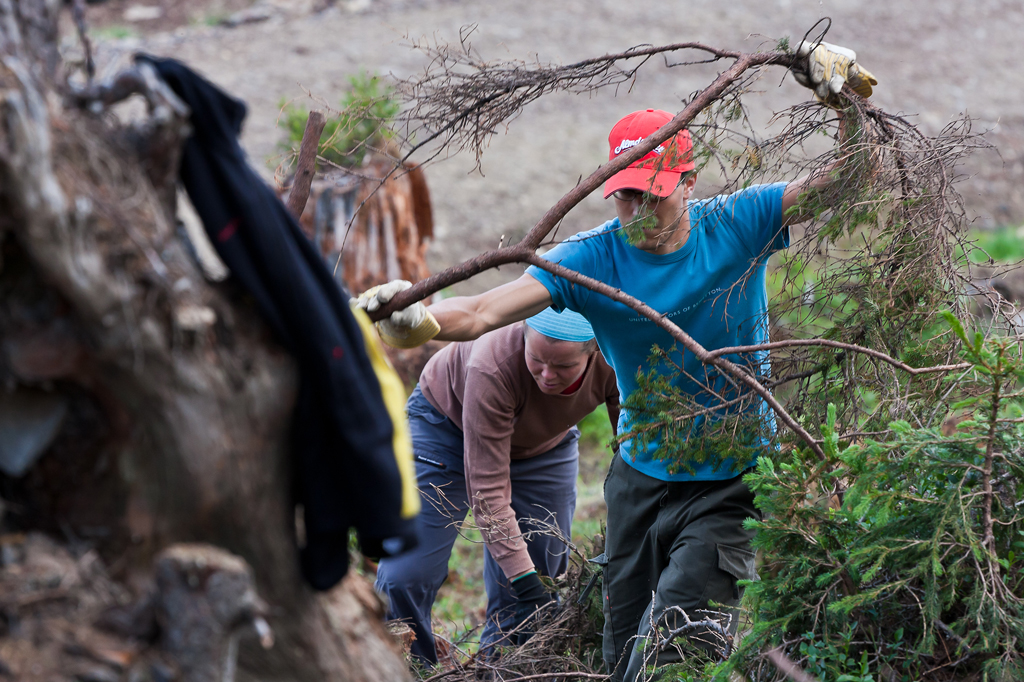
[80,0,1024,294]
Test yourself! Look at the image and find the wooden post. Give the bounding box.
[287,110,327,219]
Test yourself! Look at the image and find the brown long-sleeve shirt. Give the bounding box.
[419,323,619,579]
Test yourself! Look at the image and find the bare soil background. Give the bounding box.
[80,0,1024,295]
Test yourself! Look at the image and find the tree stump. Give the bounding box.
[290,157,443,384]
[0,2,411,679]
[293,158,434,294]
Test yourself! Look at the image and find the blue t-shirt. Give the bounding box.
[526,183,788,481]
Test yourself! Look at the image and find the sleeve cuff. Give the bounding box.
[523,269,564,312]
[492,546,536,581]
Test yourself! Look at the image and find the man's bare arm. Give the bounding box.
[781,111,859,226]
[781,160,842,226]
[429,274,553,342]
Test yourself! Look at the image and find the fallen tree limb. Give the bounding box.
[368,49,838,458]
[364,31,974,457]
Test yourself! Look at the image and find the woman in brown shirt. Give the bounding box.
[375,308,618,664]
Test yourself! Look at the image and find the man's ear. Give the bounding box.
[681,173,698,199]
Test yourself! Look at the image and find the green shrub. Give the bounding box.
[719,314,1024,682]
[968,224,1024,264]
[278,73,400,170]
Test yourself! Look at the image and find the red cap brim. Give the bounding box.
[603,166,683,199]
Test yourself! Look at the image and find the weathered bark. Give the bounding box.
[295,157,434,295]
[0,2,408,680]
[285,110,326,219]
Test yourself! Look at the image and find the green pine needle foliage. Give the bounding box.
[618,344,775,476]
[603,90,1001,681]
[278,73,400,170]
[719,317,1024,682]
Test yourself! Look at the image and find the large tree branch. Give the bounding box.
[368,49,821,450]
[522,254,827,459]
[374,50,787,316]
[708,339,971,376]
[336,45,794,273]
[362,43,970,456]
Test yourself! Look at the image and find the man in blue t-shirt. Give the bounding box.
[358,41,876,680]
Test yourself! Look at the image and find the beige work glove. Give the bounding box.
[353,280,440,349]
[791,40,878,104]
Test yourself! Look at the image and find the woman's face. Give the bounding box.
[524,327,593,395]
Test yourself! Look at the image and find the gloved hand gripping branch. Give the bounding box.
[790,39,878,105]
[509,571,558,645]
[354,280,440,349]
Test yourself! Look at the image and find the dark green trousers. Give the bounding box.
[602,455,759,682]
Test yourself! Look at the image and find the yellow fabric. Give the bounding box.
[350,304,420,519]
[355,283,388,309]
[355,283,441,349]
[377,309,440,349]
[805,42,879,105]
[847,64,878,99]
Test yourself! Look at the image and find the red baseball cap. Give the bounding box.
[603,109,695,199]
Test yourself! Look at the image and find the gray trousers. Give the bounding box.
[375,387,578,665]
[602,455,759,682]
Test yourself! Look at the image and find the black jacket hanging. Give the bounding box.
[139,55,417,590]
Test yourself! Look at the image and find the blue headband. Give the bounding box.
[524,307,595,342]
